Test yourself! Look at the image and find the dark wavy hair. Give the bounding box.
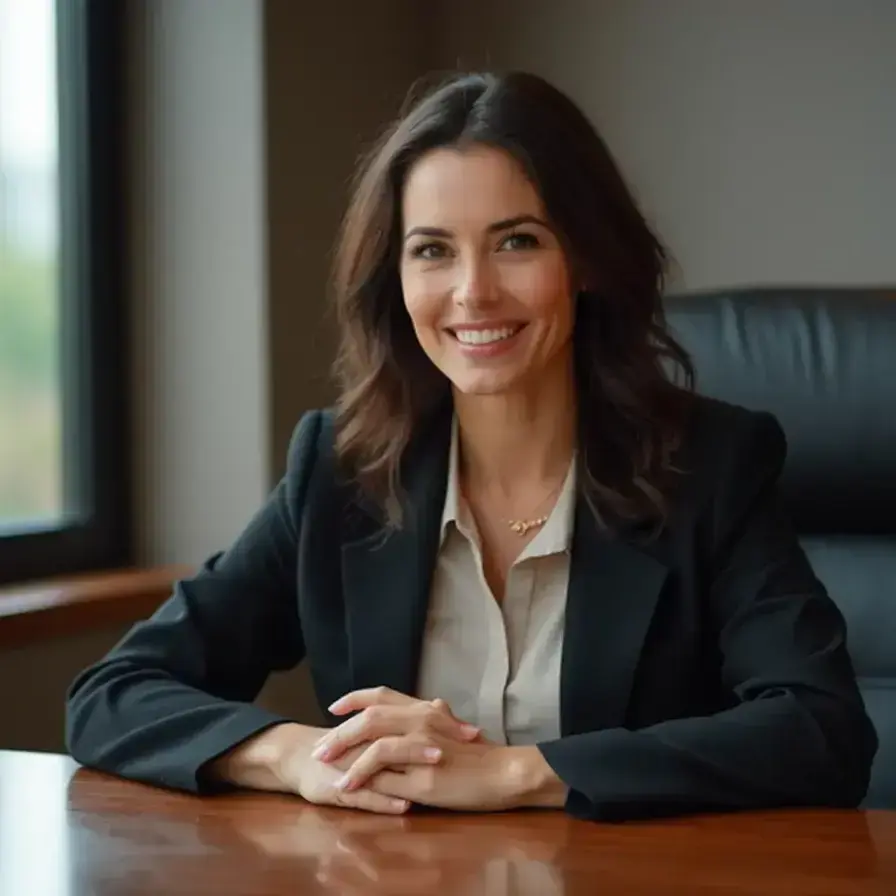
[332,71,695,532]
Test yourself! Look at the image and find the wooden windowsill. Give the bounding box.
[0,565,192,648]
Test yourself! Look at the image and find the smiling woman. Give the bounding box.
[399,148,574,401]
[332,72,693,536]
[65,71,876,823]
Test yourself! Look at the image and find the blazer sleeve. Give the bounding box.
[64,411,323,793]
[537,411,878,822]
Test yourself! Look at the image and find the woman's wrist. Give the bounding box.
[205,722,324,793]
[498,745,569,809]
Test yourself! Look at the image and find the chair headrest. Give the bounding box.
[664,287,896,534]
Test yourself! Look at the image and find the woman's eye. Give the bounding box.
[410,242,447,260]
[500,232,539,251]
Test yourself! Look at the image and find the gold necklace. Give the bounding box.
[507,515,550,536]
[505,480,565,536]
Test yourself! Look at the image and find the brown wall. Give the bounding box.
[264,0,440,472]
[0,629,128,752]
[0,623,325,754]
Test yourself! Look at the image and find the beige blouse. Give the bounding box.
[416,422,575,745]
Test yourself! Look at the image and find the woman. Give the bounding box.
[65,71,876,822]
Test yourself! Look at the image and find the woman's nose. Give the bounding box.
[453,256,496,308]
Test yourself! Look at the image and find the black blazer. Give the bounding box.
[65,397,877,821]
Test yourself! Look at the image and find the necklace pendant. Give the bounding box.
[508,516,546,536]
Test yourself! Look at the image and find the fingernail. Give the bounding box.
[311,743,329,761]
[391,799,409,811]
[328,698,346,713]
[335,774,352,791]
[424,747,442,761]
[461,724,480,738]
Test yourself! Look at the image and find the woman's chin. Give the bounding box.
[447,370,524,397]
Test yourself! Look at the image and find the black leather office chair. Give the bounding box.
[666,287,896,809]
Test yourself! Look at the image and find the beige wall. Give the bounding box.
[129,0,271,566]
[436,0,896,290]
[8,0,895,752]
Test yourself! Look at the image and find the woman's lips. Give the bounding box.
[447,323,527,358]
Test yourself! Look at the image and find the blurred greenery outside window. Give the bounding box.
[0,0,60,527]
[0,0,128,586]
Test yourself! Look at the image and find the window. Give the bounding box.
[0,0,129,586]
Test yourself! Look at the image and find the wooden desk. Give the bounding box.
[1,750,893,895]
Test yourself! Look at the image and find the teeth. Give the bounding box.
[454,327,519,345]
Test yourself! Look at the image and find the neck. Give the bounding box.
[453,356,577,498]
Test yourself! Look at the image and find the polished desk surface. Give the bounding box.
[1,750,894,895]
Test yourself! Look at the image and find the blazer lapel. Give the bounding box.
[341,411,451,697]
[560,500,670,736]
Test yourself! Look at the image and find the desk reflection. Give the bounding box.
[228,806,569,895]
[66,768,572,895]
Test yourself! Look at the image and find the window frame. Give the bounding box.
[0,0,130,586]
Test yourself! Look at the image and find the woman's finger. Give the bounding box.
[336,786,410,815]
[328,686,413,716]
[313,707,394,761]
[365,770,414,802]
[314,705,478,763]
[336,736,443,793]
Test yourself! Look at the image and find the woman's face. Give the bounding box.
[399,145,575,397]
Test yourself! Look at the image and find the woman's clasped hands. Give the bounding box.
[297,687,521,814]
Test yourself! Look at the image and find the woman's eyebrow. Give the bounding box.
[404,214,550,241]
